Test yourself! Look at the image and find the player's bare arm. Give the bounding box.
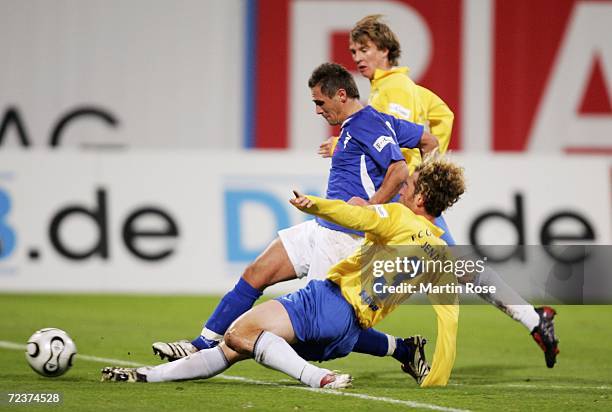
[367,160,409,205]
[418,131,439,158]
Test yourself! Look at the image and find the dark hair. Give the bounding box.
[414,157,466,217]
[308,63,360,99]
[351,15,401,66]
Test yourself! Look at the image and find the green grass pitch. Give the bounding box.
[0,294,610,411]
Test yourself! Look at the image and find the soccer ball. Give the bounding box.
[25,328,77,377]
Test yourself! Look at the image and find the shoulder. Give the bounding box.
[371,202,405,218]
[348,108,388,136]
[381,70,417,90]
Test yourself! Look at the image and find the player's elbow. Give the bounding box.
[419,132,439,155]
[390,160,409,183]
[387,160,410,182]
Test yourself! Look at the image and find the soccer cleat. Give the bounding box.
[101,366,149,383]
[399,335,430,384]
[319,371,353,389]
[531,306,559,368]
[152,339,199,362]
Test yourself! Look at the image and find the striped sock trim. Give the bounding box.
[201,328,224,341]
[386,334,397,356]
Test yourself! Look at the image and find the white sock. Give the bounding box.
[474,266,540,331]
[143,346,229,382]
[200,327,224,341]
[386,334,397,356]
[253,331,328,388]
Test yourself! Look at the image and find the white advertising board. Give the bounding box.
[0,152,609,294]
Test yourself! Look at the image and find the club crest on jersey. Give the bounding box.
[410,229,433,242]
[388,103,411,120]
[343,132,352,149]
[373,135,395,152]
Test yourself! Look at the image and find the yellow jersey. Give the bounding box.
[369,67,454,173]
[302,195,459,387]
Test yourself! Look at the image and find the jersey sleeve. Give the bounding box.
[420,271,459,388]
[391,116,425,149]
[353,121,406,170]
[300,196,394,238]
[417,85,454,153]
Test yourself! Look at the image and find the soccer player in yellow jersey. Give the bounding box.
[350,16,453,175]
[102,157,466,388]
[334,15,559,368]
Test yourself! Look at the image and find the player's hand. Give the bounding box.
[347,196,369,206]
[290,190,314,209]
[318,136,335,158]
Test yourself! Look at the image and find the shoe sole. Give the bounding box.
[152,347,171,361]
[152,344,187,362]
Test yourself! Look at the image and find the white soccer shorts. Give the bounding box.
[278,219,362,281]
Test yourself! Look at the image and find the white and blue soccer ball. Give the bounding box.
[25,328,77,377]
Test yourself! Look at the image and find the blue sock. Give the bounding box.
[434,214,456,246]
[391,338,410,362]
[191,278,262,349]
[352,328,389,357]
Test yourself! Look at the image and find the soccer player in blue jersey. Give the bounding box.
[102,156,466,388]
[151,63,439,375]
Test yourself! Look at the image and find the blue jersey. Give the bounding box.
[317,105,424,234]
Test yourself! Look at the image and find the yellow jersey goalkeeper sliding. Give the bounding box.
[101,156,466,388]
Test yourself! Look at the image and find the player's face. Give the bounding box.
[311,85,343,125]
[399,172,419,211]
[349,38,389,80]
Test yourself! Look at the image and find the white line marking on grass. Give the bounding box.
[217,374,468,411]
[1,340,467,412]
[0,341,26,351]
[0,341,145,367]
[504,383,611,391]
[449,382,611,391]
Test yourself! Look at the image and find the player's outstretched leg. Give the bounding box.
[224,298,352,389]
[102,344,247,383]
[437,216,559,367]
[461,264,559,367]
[251,331,352,389]
[152,238,297,361]
[436,214,562,368]
[352,329,430,384]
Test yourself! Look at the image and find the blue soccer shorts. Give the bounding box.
[275,279,361,362]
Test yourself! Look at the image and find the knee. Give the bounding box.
[224,326,255,356]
